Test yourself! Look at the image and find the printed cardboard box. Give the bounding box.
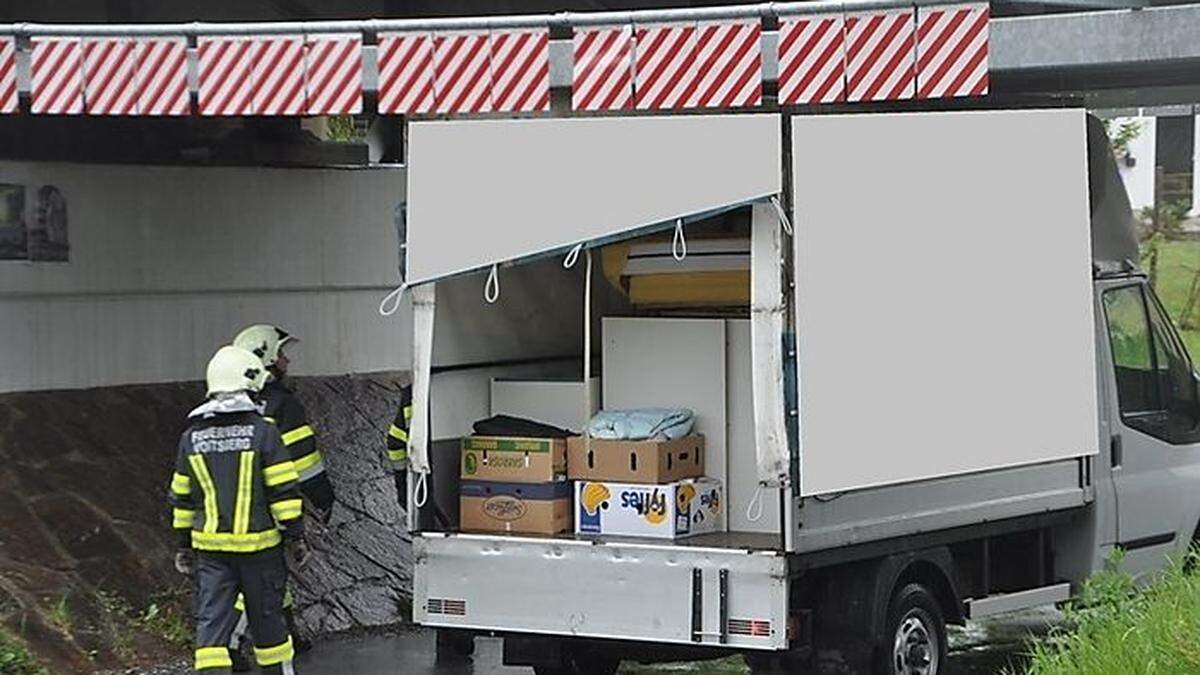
[460,480,572,536]
[575,477,723,539]
[567,434,704,484]
[461,436,568,483]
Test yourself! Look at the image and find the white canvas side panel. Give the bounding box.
[406,114,781,285]
[791,109,1098,496]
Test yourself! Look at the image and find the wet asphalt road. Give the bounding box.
[283,607,1060,675]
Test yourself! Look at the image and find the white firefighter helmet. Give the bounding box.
[206,345,268,396]
[233,324,295,369]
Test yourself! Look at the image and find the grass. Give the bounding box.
[1154,238,1200,361]
[1021,550,1200,675]
[0,629,48,675]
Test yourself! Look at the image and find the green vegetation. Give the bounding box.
[1022,550,1200,675]
[45,595,70,634]
[1153,238,1200,360]
[139,592,192,648]
[0,629,48,675]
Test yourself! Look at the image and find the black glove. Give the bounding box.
[174,548,195,576]
[286,538,312,570]
[394,470,408,511]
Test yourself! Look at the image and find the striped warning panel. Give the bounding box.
[31,38,84,115]
[433,30,492,114]
[692,20,762,108]
[198,36,254,116]
[377,32,435,115]
[778,13,846,105]
[252,35,306,115]
[305,33,363,115]
[573,24,633,111]
[917,3,989,99]
[489,29,549,113]
[83,38,138,115]
[845,8,916,102]
[135,38,189,116]
[634,22,697,111]
[0,37,16,114]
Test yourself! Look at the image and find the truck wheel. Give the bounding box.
[435,629,475,663]
[875,583,946,675]
[533,650,619,675]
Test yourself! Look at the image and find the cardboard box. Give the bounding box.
[461,480,572,536]
[461,436,568,483]
[575,478,723,540]
[490,378,600,432]
[567,434,704,484]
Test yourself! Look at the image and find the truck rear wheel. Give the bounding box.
[532,650,619,675]
[875,583,946,675]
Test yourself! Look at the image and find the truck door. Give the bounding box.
[1100,280,1200,576]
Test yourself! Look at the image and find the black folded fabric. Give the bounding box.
[472,414,575,438]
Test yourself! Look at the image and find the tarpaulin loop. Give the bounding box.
[672,219,687,261]
[564,243,583,269]
[745,483,766,523]
[484,264,500,303]
[378,283,408,317]
[770,195,793,236]
[412,472,428,509]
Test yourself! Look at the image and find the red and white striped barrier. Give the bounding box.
[197,36,254,116]
[135,38,189,115]
[252,35,306,115]
[31,38,84,115]
[845,9,917,102]
[573,25,634,111]
[917,3,989,98]
[433,30,493,114]
[692,20,762,108]
[778,14,846,105]
[634,22,697,110]
[83,38,138,115]
[305,33,363,115]
[0,37,16,114]
[377,32,435,115]
[490,29,550,113]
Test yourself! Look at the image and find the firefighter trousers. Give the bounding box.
[193,547,296,674]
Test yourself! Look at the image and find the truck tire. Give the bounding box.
[435,629,475,663]
[533,650,619,675]
[874,583,946,675]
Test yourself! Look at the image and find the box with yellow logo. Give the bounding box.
[575,478,723,539]
[461,480,572,535]
[461,436,569,483]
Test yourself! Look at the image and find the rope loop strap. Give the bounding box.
[484,264,500,303]
[564,243,583,269]
[378,283,408,317]
[672,219,687,261]
[770,195,794,236]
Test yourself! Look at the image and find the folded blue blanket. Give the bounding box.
[587,408,695,441]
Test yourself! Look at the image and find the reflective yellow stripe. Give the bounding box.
[234,592,245,613]
[270,498,303,521]
[254,636,295,666]
[292,449,323,474]
[188,454,219,534]
[387,447,409,462]
[263,460,299,487]
[403,405,413,423]
[191,529,281,553]
[233,451,254,535]
[170,472,191,496]
[264,416,276,424]
[195,646,232,670]
[280,425,314,446]
[172,508,195,528]
[388,424,409,443]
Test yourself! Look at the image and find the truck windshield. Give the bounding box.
[1103,284,1200,444]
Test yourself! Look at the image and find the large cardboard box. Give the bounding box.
[575,478,723,540]
[461,436,568,483]
[567,434,704,484]
[461,480,572,535]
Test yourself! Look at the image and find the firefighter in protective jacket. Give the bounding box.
[386,385,413,509]
[168,345,306,674]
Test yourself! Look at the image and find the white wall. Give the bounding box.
[1113,116,1156,212]
[0,161,408,393]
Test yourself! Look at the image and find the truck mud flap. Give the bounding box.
[414,534,789,650]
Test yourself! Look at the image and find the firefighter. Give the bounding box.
[168,345,307,674]
[228,324,330,663]
[385,385,413,510]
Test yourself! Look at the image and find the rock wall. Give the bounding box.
[0,374,412,672]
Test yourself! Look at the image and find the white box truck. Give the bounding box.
[399,109,1200,674]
